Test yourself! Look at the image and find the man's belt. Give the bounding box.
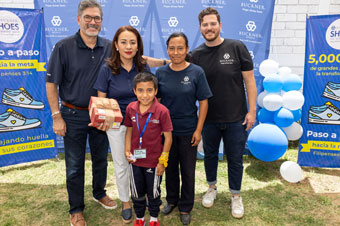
[62,101,88,111]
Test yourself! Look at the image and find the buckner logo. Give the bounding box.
[0,10,24,44]
[181,76,191,85]
[129,16,140,27]
[246,21,256,32]
[220,52,234,65]
[51,16,62,26]
[168,17,178,27]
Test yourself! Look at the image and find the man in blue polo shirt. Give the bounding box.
[45,1,116,225]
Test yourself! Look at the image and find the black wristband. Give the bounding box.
[163,59,167,65]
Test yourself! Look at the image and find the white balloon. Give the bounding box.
[263,93,283,111]
[257,90,268,108]
[282,91,305,110]
[278,66,292,77]
[280,161,303,183]
[282,122,303,141]
[259,59,279,77]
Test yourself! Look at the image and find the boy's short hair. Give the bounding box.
[133,72,158,90]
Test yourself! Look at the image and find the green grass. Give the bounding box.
[0,149,339,226]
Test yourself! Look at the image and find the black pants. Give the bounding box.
[130,165,162,218]
[165,135,197,213]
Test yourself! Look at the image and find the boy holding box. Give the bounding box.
[124,72,173,226]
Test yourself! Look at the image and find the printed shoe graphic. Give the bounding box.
[1,87,44,109]
[308,102,340,125]
[0,109,41,132]
[322,81,340,102]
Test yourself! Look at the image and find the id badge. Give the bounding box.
[134,148,146,159]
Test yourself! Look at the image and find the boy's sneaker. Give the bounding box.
[149,219,159,226]
[1,87,44,109]
[134,219,145,226]
[202,187,217,208]
[231,196,244,219]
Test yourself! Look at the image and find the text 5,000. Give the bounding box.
[308,54,340,65]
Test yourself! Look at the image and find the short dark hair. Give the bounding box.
[133,72,158,90]
[166,32,191,62]
[166,32,189,48]
[77,0,103,17]
[198,7,220,25]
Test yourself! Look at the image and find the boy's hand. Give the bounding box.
[125,151,136,163]
[156,163,165,176]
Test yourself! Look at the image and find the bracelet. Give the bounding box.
[51,111,60,117]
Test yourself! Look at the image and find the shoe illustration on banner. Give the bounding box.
[0,108,41,132]
[322,81,340,102]
[1,87,45,109]
[308,101,340,125]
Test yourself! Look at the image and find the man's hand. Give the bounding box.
[53,115,66,136]
[156,163,165,176]
[191,130,201,146]
[125,151,136,163]
[242,111,256,131]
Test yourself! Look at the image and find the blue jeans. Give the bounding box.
[61,105,109,214]
[202,121,247,194]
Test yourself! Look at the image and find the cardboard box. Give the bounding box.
[89,96,119,112]
[89,97,123,129]
[90,107,123,129]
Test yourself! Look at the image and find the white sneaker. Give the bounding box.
[202,187,217,208]
[231,196,244,219]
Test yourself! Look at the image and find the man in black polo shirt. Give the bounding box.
[45,1,116,225]
[190,7,257,219]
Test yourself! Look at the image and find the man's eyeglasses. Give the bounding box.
[83,15,102,23]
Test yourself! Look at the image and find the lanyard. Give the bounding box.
[136,112,152,148]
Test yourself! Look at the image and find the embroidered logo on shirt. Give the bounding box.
[181,76,191,85]
[220,52,235,65]
[151,119,159,124]
[131,116,136,122]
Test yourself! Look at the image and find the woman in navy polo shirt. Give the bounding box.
[156,32,212,225]
[93,25,150,224]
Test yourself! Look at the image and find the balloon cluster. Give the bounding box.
[248,59,304,162]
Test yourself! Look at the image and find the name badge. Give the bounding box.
[134,148,146,159]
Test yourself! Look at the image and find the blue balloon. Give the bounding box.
[282,74,302,91]
[258,108,275,123]
[274,108,294,127]
[291,109,302,121]
[263,75,283,93]
[248,123,288,162]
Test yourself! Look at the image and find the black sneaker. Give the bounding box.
[121,207,132,224]
[180,213,191,225]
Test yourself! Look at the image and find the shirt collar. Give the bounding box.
[76,30,104,49]
[131,97,158,115]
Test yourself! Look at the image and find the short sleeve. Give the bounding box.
[93,64,110,93]
[160,107,173,132]
[196,67,213,101]
[46,43,64,84]
[238,41,254,71]
[124,104,133,127]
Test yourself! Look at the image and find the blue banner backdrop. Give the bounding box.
[0,8,57,167]
[298,14,340,168]
[35,0,275,151]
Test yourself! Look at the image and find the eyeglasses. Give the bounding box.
[83,15,102,23]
